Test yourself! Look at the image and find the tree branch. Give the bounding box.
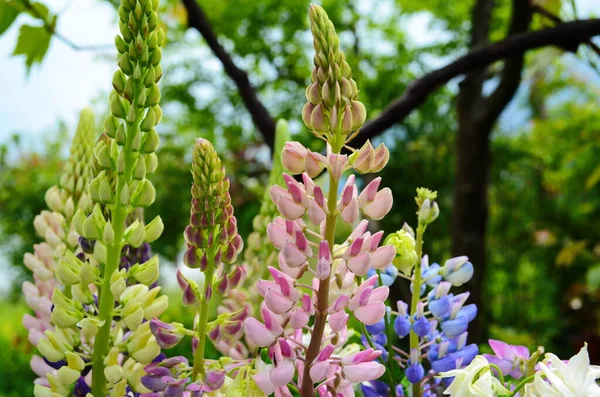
[351,17,600,148]
[181,0,276,151]
[481,0,532,126]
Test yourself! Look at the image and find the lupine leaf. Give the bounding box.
[0,0,20,36]
[12,23,52,70]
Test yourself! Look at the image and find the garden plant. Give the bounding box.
[19,0,600,396]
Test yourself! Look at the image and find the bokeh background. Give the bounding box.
[1,0,600,395]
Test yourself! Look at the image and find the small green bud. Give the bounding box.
[95,144,113,170]
[415,187,438,207]
[118,6,128,22]
[144,67,155,87]
[134,2,143,20]
[110,269,127,299]
[131,128,142,151]
[133,157,146,180]
[133,63,142,81]
[128,12,138,35]
[52,304,83,329]
[146,83,160,107]
[65,351,85,372]
[154,64,163,82]
[120,21,133,42]
[64,197,75,220]
[115,34,127,53]
[56,259,81,286]
[77,318,101,340]
[130,255,159,286]
[132,179,155,207]
[104,115,118,138]
[72,209,86,236]
[148,31,158,50]
[127,102,137,124]
[119,52,134,76]
[57,366,80,386]
[140,45,149,65]
[145,152,158,174]
[82,215,99,240]
[103,221,115,245]
[99,178,113,204]
[116,123,126,145]
[111,94,127,119]
[124,76,134,101]
[117,150,126,174]
[148,11,158,31]
[93,241,108,264]
[140,14,149,36]
[140,108,155,131]
[150,47,162,66]
[156,28,164,46]
[105,365,124,384]
[152,104,162,122]
[143,0,153,14]
[123,304,144,332]
[72,283,94,304]
[385,230,418,275]
[120,182,130,206]
[125,220,145,247]
[141,129,159,153]
[152,0,159,12]
[79,261,98,285]
[144,216,163,243]
[136,88,147,108]
[112,70,126,94]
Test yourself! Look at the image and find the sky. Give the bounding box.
[0,0,599,296]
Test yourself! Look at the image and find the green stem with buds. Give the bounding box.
[300,141,342,397]
[91,78,142,396]
[192,252,215,379]
[410,222,425,397]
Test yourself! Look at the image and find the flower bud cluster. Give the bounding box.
[22,110,97,391]
[30,0,168,395]
[145,138,250,394]
[302,4,367,146]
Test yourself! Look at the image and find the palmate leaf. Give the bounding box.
[0,0,20,35]
[12,23,52,71]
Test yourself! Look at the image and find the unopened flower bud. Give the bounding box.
[386,230,418,275]
[130,255,159,285]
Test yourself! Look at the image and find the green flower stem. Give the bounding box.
[376,269,397,395]
[192,250,215,379]
[91,81,141,396]
[509,374,536,396]
[300,140,342,397]
[410,222,426,397]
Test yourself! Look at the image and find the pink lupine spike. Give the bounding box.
[340,198,359,224]
[282,241,308,268]
[346,251,371,276]
[357,177,381,207]
[348,220,369,241]
[329,310,349,332]
[361,188,393,220]
[308,199,326,225]
[370,245,396,269]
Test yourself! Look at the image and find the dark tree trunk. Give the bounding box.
[452,111,493,343]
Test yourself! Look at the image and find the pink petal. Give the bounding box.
[270,361,295,387]
[282,241,307,268]
[354,302,386,325]
[341,198,359,225]
[488,339,516,360]
[277,195,307,220]
[361,188,393,220]
[289,309,310,330]
[329,311,349,333]
[243,318,276,347]
[342,362,385,383]
[309,360,331,383]
[370,245,396,269]
[253,369,276,395]
[265,290,295,314]
[346,251,371,276]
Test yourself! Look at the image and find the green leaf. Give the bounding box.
[12,23,51,70]
[0,0,20,36]
[27,1,49,21]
